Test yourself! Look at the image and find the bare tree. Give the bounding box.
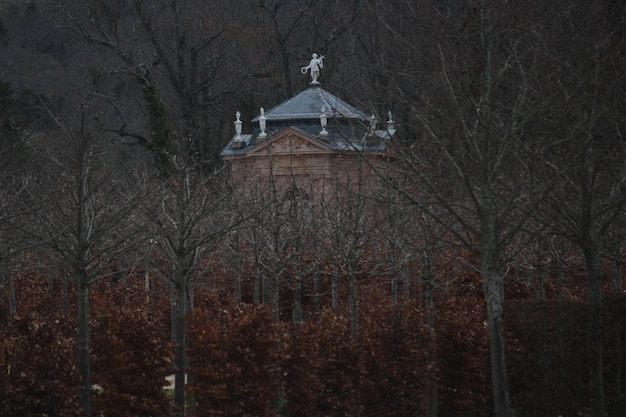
[0,82,31,319]
[232,179,285,318]
[20,98,148,417]
[57,0,248,169]
[280,177,321,323]
[234,171,318,323]
[535,2,626,413]
[318,162,381,340]
[371,168,466,417]
[360,1,563,415]
[142,153,237,413]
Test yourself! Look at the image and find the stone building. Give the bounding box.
[221,55,395,197]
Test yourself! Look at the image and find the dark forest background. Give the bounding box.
[0,1,625,417]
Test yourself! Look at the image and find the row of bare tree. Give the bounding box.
[0,1,625,417]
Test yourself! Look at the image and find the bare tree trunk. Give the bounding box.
[553,247,566,301]
[423,250,438,417]
[293,272,303,323]
[332,263,338,309]
[349,272,359,340]
[170,287,177,343]
[402,263,410,298]
[611,258,623,294]
[234,269,242,306]
[483,272,510,417]
[535,244,545,300]
[77,279,91,417]
[263,275,269,306]
[144,271,151,304]
[611,240,623,295]
[8,273,15,318]
[270,273,280,323]
[254,263,260,304]
[313,269,320,313]
[583,240,605,417]
[174,281,188,413]
[481,210,511,417]
[391,271,398,304]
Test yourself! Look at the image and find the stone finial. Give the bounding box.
[320,105,328,137]
[234,111,242,139]
[258,107,267,138]
[387,111,395,131]
[232,110,247,149]
[300,53,324,84]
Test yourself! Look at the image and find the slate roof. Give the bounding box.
[251,85,369,121]
[221,85,393,157]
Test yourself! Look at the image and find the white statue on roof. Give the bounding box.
[301,53,324,84]
[258,107,267,138]
[234,111,242,139]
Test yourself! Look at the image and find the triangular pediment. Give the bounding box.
[246,127,334,156]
